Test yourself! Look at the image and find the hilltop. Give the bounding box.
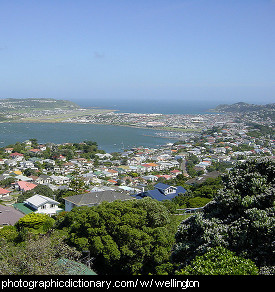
[212,102,275,113]
[0,98,113,123]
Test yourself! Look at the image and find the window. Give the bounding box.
[165,187,176,195]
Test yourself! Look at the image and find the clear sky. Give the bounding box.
[0,0,274,105]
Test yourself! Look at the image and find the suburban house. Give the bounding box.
[64,190,135,212]
[9,152,24,161]
[50,175,70,185]
[14,181,37,192]
[5,148,14,154]
[24,194,62,216]
[134,182,186,201]
[0,187,11,199]
[36,174,53,184]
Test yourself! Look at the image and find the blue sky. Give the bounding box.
[0,0,274,105]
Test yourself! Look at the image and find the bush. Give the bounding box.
[172,158,275,269]
[55,198,176,275]
[16,213,55,234]
[177,246,259,275]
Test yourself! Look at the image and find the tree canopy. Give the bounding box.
[0,232,80,275]
[172,157,275,269]
[55,197,177,275]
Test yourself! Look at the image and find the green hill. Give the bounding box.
[213,102,275,113]
[0,98,80,111]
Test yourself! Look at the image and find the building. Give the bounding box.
[64,190,135,212]
[24,194,62,216]
[14,181,37,192]
[0,187,11,199]
[134,182,186,201]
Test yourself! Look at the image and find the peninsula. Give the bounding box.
[0,98,274,140]
[0,98,113,123]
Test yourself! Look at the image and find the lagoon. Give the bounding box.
[0,123,175,153]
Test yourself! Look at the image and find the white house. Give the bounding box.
[24,194,62,216]
[50,175,70,185]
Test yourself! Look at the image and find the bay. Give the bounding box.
[0,123,175,153]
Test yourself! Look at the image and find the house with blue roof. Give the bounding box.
[134,182,186,201]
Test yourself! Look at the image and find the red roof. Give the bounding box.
[16,181,37,191]
[108,169,118,173]
[29,149,41,153]
[171,169,181,173]
[108,179,117,184]
[0,187,11,195]
[9,152,24,157]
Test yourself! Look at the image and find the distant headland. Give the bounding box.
[210,102,275,113]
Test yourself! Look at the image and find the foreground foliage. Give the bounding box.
[56,197,177,275]
[172,158,275,270]
[0,231,80,275]
[177,246,259,275]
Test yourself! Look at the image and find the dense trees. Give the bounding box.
[0,140,102,161]
[0,232,80,275]
[172,158,274,271]
[55,198,177,275]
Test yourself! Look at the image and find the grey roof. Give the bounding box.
[64,190,135,206]
[0,204,24,226]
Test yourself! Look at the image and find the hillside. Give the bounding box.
[0,98,112,123]
[213,102,275,113]
[0,98,80,111]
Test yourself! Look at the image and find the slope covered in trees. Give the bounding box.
[172,157,274,273]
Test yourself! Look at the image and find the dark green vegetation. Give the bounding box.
[55,198,179,275]
[213,102,275,113]
[0,139,103,163]
[0,157,274,275]
[172,158,274,274]
[212,102,275,125]
[0,231,81,275]
[246,122,275,139]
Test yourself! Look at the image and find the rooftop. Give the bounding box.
[0,204,25,225]
[25,194,60,208]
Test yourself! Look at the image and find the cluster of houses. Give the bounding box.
[0,140,189,226]
[0,119,273,227]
